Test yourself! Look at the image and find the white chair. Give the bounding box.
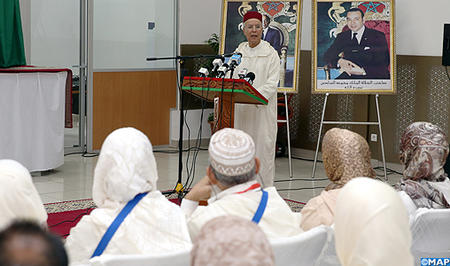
[410,208,450,263]
[316,226,340,266]
[88,248,191,266]
[270,225,329,266]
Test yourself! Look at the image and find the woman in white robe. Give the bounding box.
[0,159,47,230]
[65,128,191,265]
[334,177,413,266]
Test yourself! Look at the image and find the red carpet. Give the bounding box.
[47,208,94,238]
[46,199,180,238]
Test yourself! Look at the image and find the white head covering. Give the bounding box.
[209,128,255,176]
[191,215,274,266]
[334,177,413,266]
[92,127,158,208]
[66,128,192,264]
[0,160,47,230]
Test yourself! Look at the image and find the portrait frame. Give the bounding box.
[220,0,302,93]
[312,0,396,94]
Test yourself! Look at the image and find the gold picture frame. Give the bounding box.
[220,0,302,93]
[312,0,396,94]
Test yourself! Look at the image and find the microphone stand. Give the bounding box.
[146,54,219,197]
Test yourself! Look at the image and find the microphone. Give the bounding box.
[238,68,248,79]
[229,53,242,70]
[198,67,209,77]
[211,57,224,73]
[216,63,229,78]
[244,72,255,85]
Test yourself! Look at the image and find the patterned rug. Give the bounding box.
[45,197,304,214]
[45,196,304,238]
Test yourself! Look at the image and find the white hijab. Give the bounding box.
[0,160,47,230]
[66,128,191,264]
[334,177,413,266]
[92,127,158,209]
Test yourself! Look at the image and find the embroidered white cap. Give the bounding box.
[209,128,255,176]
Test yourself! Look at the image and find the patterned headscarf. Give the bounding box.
[322,128,376,191]
[396,122,450,209]
[191,216,275,266]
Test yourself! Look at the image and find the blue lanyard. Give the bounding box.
[91,192,149,258]
[251,189,268,224]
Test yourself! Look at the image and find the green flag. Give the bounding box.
[0,0,26,68]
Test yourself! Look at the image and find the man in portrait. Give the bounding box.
[323,7,390,79]
[262,14,282,54]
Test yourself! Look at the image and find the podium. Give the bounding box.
[182,77,268,132]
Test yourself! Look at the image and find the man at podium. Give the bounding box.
[232,11,280,187]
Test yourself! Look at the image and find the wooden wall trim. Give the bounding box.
[92,70,177,149]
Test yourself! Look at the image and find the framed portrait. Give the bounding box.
[312,0,396,94]
[220,0,302,93]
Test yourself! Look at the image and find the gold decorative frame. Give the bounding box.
[312,0,396,94]
[220,0,302,93]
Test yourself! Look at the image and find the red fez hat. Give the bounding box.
[243,11,262,23]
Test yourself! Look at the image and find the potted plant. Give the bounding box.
[206,33,219,54]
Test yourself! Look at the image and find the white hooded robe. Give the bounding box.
[65,128,191,265]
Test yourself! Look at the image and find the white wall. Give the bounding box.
[93,0,176,69]
[395,0,450,56]
[170,109,213,141]
[179,0,450,56]
[179,0,222,45]
[29,0,80,73]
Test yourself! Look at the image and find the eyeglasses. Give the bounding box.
[244,24,262,31]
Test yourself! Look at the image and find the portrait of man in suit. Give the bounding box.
[262,14,282,54]
[323,7,390,79]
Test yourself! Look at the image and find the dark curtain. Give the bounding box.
[0,0,26,68]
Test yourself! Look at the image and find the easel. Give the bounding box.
[277,91,293,178]
[311,93,387,180]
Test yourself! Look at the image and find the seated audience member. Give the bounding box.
[0,220,68,266]
[300,128,375,231]
[334,177,413,266]
[0,160,47,230]
[65,128,191,265]
[191,216,274,266]
[181,128,302,240]
[396,122,450,216]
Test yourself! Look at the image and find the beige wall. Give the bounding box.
[292,52,450,163]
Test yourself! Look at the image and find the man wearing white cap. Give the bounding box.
[232,11,280,187]
[181,128,302,240]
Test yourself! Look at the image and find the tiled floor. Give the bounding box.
[33,146,404,205]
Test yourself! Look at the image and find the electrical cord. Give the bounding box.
[373,166,403,176]
[277,186,326,192]
[291,156,323,163]
[64,151,99,158]
[48,209,92,228]
[275,178,329,182]
[153,147,207,153]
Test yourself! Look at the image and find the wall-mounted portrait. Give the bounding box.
[312,0,396,94]
[220,0,302,93]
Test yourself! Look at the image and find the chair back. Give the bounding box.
[316,226,340,266]
[410,208,450,260]
[270,225,328,266]
[89,248,191,266]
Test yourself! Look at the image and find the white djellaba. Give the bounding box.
[232,39,280,187]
